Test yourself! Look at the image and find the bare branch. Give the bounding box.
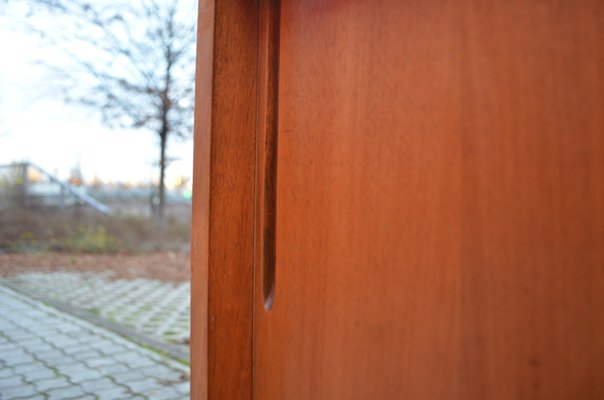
[5,0,197,221]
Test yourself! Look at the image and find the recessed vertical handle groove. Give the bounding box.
[257,0,280,311]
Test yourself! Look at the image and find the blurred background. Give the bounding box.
[0,1,196,398]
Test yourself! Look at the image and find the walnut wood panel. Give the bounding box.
[191,1,258,399]
[252,1,604,399]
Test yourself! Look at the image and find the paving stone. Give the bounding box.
[68,349,104,361]
[96,362,130,376]
[46,385,87,400]
[61,343,92,355]
[173,381,189,394]
[110,369,148,385]
[94,385,131,400]
[34,351,74,366]
[52,362,89,375]
[0,383,38,399]
[58,323,86,334]
[52,359,91,372]
[33,376,71,391]
[0,347,28,356]
[11,338,46,348]
[4,272,190,347]
[21,342,57,354]
[0,283,190,399]
[78,377,116,392]
[0,343,18,352]
[18,366,56,382]
[111,353,156,369]
[65,370,106,384]
[0,374,27,388]
[0,367,16,378]
[2,330,33,340]
[124,377,161,393]
[141,385,182,399]
[15,395,46,400]
[0,351,36,366]
[94,362,130,376]
[90,343,126,356]
[39,332,67,342]
[13,363,50,375]
[45,335,80,348]
[83,357,117,368]
[139,365,184,381]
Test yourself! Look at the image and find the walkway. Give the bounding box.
[2,272,189,360]
[0,285,189,399]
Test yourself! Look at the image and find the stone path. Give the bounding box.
[2,273,189,352]
[0,285,189,399]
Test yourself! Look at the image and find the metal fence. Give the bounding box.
[0,162,111,215]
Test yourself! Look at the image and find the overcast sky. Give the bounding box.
[0,4,194,187]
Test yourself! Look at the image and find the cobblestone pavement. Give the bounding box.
[2,272,189,351]
[0,285,189,399]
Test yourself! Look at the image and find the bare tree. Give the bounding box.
[15,0,197,222]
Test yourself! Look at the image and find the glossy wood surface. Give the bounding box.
[255,0,281,311]
[252,0,604,399]
[191,1,258,399]
[193,0,604,399]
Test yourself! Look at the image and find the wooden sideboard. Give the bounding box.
[191,1,604,398]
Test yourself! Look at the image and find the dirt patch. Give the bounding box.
[0,251,190,282]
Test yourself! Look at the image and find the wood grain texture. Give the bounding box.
[255,0,281,311]
[252,0,604,399]
[190,0,258,399]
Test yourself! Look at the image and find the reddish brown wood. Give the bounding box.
[190,1,259,399]
[255,0,281,311]
[253,0,604,399]
[194,0,604,399]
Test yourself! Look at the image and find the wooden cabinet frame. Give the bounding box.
[191,1,259,399]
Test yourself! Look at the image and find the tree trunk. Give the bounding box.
[158,129,167,224]
[158,45,173,225]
